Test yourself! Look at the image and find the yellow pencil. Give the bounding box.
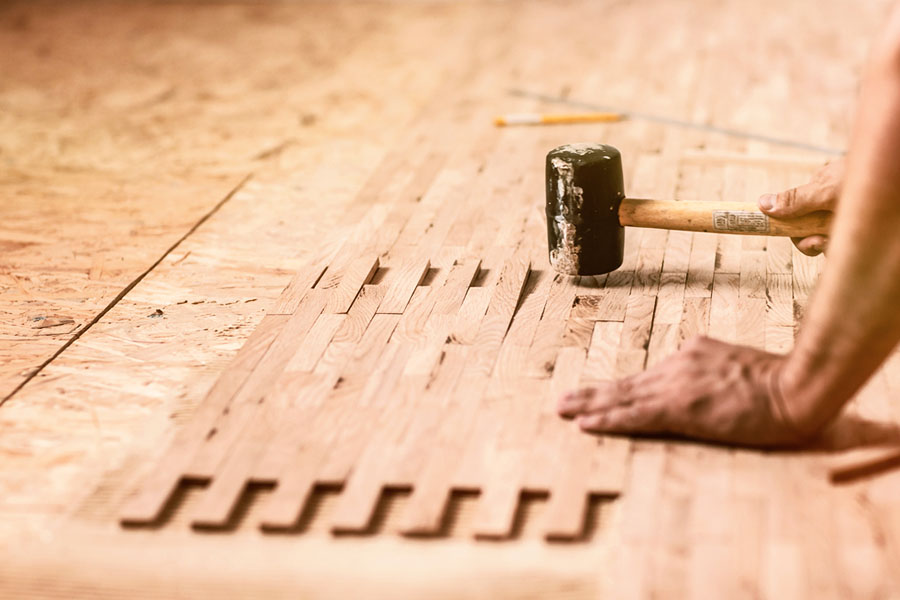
[494,112,624,126]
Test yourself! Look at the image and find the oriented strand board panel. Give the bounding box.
[0,174,245,401]
[3,1,900,599]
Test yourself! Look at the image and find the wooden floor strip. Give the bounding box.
[119,314,289,525]
[377,258,431,314]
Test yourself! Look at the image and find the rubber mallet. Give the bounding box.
[545,143,832,276]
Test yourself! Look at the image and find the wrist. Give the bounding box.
[774,353,845,436]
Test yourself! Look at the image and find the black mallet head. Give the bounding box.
[545,143,626,276]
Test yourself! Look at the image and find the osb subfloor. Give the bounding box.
[2,1,900,598]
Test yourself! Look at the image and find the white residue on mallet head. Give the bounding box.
[548,155,584,275]
[554,142,613,156]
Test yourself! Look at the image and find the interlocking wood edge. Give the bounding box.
[120,240,635,540]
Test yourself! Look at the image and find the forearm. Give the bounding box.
[782,40,900,429]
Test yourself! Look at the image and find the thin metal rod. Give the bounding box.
[508,88,845,156]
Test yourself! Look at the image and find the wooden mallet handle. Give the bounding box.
[545,143,833,276]
[619,199,832,237]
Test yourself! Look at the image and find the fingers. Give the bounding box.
[557,383,614,417]
[557,388,596,418]
[576,402,665,435]
[758,181,835,218]
[760,173,835,256]
[558,380,667,435]
[790,235,828,256]
[759,158,842,219]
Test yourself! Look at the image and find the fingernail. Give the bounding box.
[758,194,775,212]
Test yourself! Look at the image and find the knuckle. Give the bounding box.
[613,377,634,398]
[779,188,797,210]
[681,335,708,356]
[682,336,702,350]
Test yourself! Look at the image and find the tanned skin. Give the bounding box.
[559,5,900,448]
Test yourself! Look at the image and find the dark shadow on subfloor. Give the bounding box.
[474,491,550,543]
[574,414,899,454]
[192,482,275,533]
[514,269,548,313]
[809,415,900,453]
[470,267,490,287]
[508,491,549,541]
[401,489,481,540]
[369,266,390,285]
[420,267,441,286]
[331,486,412,537]
[573,274,605,289]
[581,494,615,542]
[261,483,343,535]
[120,478,209,530]
[546,493,617,544]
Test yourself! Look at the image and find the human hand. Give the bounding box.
[557,337,818,448]
[758,158,843,256]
